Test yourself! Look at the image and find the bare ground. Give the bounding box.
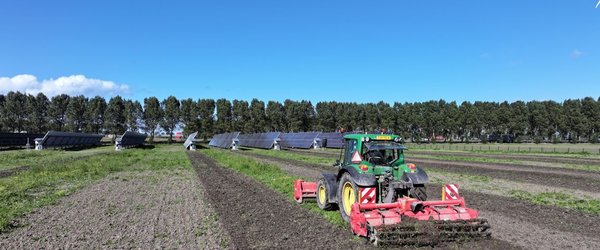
[243,150,600,249]
[0,169,230,249]
[188,151,372,249]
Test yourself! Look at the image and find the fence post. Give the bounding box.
[529,147,531,152]
[567,148,570,153]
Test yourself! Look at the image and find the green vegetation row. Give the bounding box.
[249,149,600,215]
[405,154,600,172]
[0,146,113,171]
[0,144,191,232]
[2,91,600,144]
[200,149,346,228]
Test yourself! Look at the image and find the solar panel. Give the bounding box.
[0,133,45,148]
[238,132,280,149]
[116,131,147,150]
[35,131,103,150]
[208,132,240,149]
[184,132,199,149]
[317,132,344,148]
[279,132,320,149]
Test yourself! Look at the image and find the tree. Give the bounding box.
[581,97,600,136]
[48,94,70,131]
[232,99,250,132]
[124,100,143,132]
[180,98,199,135]
[249,98,267,132]
[143,97,162,143]
[378,101,396,133]
[316,101,337,132]
[0,94,5,132]
[509,101,528,138]
[104,96,126,140]
[66,95,88,132]
[266,101,286,132]
[28,93,50,133]
[197,99,215,140]
[215,98,232,133]
[86,96,107,133]
[563,99,588,142]
[2,91,28,132]
[160,96,181,143]
[527,101,549,140]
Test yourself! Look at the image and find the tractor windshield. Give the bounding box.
[362,141,405,165]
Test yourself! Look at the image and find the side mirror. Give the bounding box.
[333,160,340,167]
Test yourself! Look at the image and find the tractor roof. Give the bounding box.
[343,133,401,141]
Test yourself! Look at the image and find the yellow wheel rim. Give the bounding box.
[318,185,326,204]
[342,182,355,215]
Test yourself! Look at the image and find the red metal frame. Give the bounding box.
[293,179,317,203]
[350,197,480,237]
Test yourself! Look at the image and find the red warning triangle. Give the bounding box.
[351,151,362,163]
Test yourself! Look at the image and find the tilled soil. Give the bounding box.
[243,150,600,249]
[409,150,600,166]
[187,151,370,249]
[0,169,230,249]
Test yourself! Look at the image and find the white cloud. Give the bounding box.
[571,49,584,59]
[0,74,130,97]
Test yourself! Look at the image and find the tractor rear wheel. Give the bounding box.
[410,184,428,201]
[338,173,359,222]
[316,178,334,210]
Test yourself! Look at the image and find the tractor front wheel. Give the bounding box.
[338,173,359,222]
[316,178,334,210]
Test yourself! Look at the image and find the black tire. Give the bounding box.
[338,173,359,222]
[410,184,428,201]
[316,178,334,210]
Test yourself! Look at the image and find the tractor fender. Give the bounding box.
[321,173,339,203]
[400,167,429,185]
[338,167,377,186]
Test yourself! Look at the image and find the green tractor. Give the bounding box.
[294,134,489,245]
[295,134,429,221]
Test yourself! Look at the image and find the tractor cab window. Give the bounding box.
[362,141,405,166]
[343,139,357,165]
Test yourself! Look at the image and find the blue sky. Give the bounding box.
[0,0,599,104]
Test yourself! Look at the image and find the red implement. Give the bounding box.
[293,179,317,203]
[350,197,490,246]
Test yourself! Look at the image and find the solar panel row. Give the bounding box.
[238,132,280,149]
[208,132,240,149]
[279,132,320,149]
[0,133,46,148]
[184,132,199,149]
[116,131,147,150]
[317,132,344,149]
[35,131,103,150]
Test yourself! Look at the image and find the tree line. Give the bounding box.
[1,91,599,143]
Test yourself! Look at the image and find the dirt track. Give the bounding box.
[0,169,230,249]
[242,150,600,249]
[187,151,369,249]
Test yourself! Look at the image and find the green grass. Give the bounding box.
[244,148,338,166]
[0,144,190,232]
[408,154,600,172]
[407,143,600,157]
[509,190,600,215]
[201,149,346,228]
[0,146,113,170]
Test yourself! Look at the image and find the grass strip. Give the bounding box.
[0,144,189,232]
[201,148,346,228]
[0,146,113,171]
[509,190,600,215]
[246,148,336,166]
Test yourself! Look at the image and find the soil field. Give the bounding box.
[187,151,369,249]
[245,149,600,249]
[408,150,600,167]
